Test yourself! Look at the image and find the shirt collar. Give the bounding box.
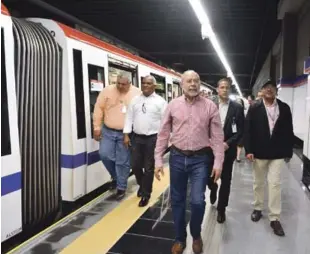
[219,97,230,105]
[142,92,156,98]
[183,94,201,104]
[263,98,277,107]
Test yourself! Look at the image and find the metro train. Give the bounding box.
[0,4,217,243]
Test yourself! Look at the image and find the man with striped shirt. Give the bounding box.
[154,70,225,254]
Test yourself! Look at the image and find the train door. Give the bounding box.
[82,47,110,194]
[1,16,22,242]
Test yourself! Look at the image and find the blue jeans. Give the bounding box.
[169,148,209,243]
[99,126,131,190]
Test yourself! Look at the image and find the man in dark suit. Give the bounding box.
[208,77,245,223]
[244,80,294,236]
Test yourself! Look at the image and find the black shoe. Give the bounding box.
[236,159,241,163]
[115,189,126,200]
[270,220,285,236]
[210,183,218,205]
[137,188,142,198]
[109,180,117,190]
[217,211,226,223]
[138,197,149,207]
[251,210,262,222]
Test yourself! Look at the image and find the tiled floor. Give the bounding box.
[108,153,310,254]
[8,153,310,254]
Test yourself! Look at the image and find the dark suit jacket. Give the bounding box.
[244,99,294,159]
[211,97,245,157]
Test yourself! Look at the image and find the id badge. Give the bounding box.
[232,124,237,133]
[121,105,127,113]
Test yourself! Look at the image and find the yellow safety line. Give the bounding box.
[6,189,112,254]
[60,169,170,254]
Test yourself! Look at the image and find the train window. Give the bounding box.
[88,64,105,138]
[1,28,12,156]
[151,73,166,99]
[108,63,138,87]
[72,49,86,139]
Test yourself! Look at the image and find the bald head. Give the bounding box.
[181,70,201,98]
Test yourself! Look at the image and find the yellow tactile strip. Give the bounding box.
[60,169,170,254]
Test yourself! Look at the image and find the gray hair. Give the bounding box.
[181,70,200,82]
[117,72,131,84]
[143,75,157,84]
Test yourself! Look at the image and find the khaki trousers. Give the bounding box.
[253,159,284,221]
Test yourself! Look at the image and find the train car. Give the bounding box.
[1,4,182,242]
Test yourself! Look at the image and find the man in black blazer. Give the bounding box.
[244,80,294,237]
[208,78,245,223]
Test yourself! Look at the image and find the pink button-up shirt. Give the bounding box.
[263,99,279,135]
[155,95,225,170]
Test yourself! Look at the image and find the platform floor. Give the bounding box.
[8,153,310,254]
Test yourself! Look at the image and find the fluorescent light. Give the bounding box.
[188,0,242,96]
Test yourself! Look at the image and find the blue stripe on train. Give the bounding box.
[60,150,101,169]
[1,151,101,196]
[1,171,22,196]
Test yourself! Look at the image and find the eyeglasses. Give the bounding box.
[142,103,146,113]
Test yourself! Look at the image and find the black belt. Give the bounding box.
[171,145,211,157]
[133,133,157,138]
[104,125,123,132]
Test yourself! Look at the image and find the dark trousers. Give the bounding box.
[131,133,157,198]
[208,147,236,212]
[169,148,210,243]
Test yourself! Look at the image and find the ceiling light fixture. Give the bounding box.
[188,0,242,96]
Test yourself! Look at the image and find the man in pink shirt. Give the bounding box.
[244,80,294,237]
[93,72,141,200]
[154,70,225,254]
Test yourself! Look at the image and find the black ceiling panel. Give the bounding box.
[4,0,281,93]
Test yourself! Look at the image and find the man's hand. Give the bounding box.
[94,129,101,141]
[124,134,131,149]
[246,154,255,162]
[224,142,229,151]
[155,167,164,181]
[211,168,221,182]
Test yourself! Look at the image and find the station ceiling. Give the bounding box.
[4,0,281,94]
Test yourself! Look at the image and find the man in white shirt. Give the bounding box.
[123,75,167,207]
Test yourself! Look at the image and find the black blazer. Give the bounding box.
[211,97,245,155]
[244,99,294,159]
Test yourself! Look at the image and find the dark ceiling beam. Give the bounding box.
[147,52,253,56]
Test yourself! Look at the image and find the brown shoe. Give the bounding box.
[171,242,185,254]
[192,237,203,254]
